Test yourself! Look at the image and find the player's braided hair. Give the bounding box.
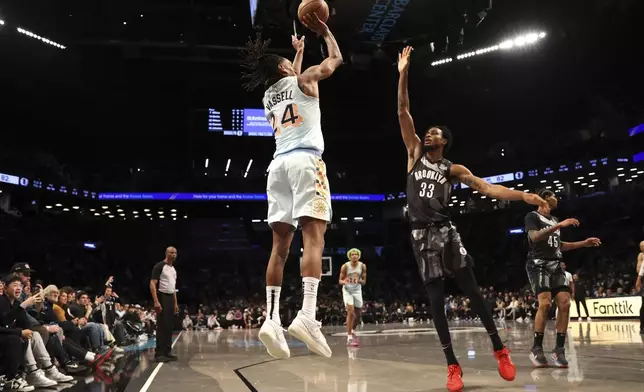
[240,32,284,92]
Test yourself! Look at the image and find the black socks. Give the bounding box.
[556,332,566,349]
[533,332,545,348]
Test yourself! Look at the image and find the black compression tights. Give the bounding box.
[425,266,504,366]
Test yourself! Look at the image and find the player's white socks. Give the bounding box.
[301,277,319,319]
[266,286,281,325]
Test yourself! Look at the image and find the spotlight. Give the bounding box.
[431,58,453,66]
[16,27,66,49]
[0,20,4,25]
[526,33,539,43]
[499,40,514,49]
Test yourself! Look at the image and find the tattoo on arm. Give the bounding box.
[462,175,490,193]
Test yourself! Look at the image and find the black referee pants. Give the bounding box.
[156,292,174,357]
[575,298,590,318]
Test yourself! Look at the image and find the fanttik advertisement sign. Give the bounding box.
[571,296,642,318]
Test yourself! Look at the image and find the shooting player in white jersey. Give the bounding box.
[240,14,342,360]
[339,248,367,347]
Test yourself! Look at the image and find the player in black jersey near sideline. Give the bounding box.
[525,189,601,368]
[397,46,547,392]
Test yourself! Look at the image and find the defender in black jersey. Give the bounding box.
[524,189,601,368]
[397,46,548,392]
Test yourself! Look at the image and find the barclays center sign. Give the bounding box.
[358,0,411,42]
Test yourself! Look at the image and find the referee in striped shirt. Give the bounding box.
[150,246,178,362]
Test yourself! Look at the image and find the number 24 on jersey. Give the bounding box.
[269,103,304,137]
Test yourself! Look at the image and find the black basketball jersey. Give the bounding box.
[406,156,452,225]
[525,211,562,260]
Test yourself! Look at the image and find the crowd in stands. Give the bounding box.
[0,264,155,391]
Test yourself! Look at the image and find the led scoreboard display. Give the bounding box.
[208,108,273,137]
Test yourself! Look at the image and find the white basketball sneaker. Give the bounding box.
[45,366,74,383]
[288,311,332,358]
[259,319,290,359]
[25,370,57,388]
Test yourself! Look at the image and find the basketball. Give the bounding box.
[298,0,329,25]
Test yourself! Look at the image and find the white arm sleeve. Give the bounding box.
[638,260,644,277]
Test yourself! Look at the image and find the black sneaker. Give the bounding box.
[154,355,170,363]
[529,346,548,368]
[551,347,569,368]
[64,361,87,374]
[165,354,178,361]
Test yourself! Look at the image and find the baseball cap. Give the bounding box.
[9,263,35,274]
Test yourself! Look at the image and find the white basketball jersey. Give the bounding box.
[263,76,324,158]
[344,262,363,292]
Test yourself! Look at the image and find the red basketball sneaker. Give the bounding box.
[446,364,464,392]
[494,347,516,381]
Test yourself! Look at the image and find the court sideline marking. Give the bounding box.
[139,331,183,392]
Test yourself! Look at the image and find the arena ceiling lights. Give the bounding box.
[431,32,546,67]
[17,27,66,49]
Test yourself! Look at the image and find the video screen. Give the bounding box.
[207,108,273,137]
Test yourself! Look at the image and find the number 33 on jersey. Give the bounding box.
[262,76,325,158]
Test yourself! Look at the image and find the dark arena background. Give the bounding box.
[1,0,643,391]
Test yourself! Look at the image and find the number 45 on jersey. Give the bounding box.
[269,103,304,136]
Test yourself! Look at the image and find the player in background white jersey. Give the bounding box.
[240,13,342,360]
[339,248,367,347]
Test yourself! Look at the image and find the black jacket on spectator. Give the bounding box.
[40,299,76,332]
[0,323,22,337]
[0,295,33,331]
[67,304,86,320]
[39,300,60,325]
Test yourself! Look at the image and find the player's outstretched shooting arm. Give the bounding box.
[298,14,343,86]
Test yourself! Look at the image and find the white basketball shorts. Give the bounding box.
[266,150,332,228]
[343,288,363,308]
